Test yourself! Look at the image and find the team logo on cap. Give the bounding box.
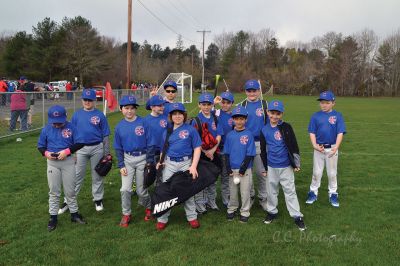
[62,128,72,138]
[86,90,91,95]
[228,118,233,126]
[160,119,167,128]
[273,101,279,106]
[53,111,60,117]
[274,131,282,141]
[240,135,249,145]
[135,126,145,136]
[328,116,337,125]
[90,116,100,125]
[129,96,134,101]
[256,108,263,117]
[179,130,189,139]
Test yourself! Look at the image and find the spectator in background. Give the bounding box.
[10,86,28,131]
[0,77,7,106]
[21,77,35,129]
[66,81,73,100]
[7,80,17,103]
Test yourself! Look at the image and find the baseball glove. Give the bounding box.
[95,154,113,176]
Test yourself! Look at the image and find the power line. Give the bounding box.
[136,0,200,45]
[166,0,201,30]
[175,0,205,29]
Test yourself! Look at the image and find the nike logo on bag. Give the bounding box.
[153,197,178,214]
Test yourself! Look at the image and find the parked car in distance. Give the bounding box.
[91,85,105,101]
[49,80,68,92]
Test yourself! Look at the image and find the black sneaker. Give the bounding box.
[71,213,87,224]
[294,217,306,231]
[95,200,104,212]
[239,215,249,223]
[263,212,277,224]
[226,212,235,221]
[47,218,57,232]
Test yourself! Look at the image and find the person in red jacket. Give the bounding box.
[0,77,7,106]
[10,88,28,131]
[66,81,73,100]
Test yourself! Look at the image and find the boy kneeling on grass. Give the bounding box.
[260,100,306,231]
[223,106,256,223]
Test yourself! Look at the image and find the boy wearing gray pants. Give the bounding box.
[260,100,306,231]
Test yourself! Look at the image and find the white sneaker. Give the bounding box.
[58,202,69,214]
[95,200,104,211]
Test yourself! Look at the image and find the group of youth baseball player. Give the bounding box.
[38,79,346,232]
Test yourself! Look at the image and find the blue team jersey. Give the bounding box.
[71,108,110,144]
[223,129,256,169]
[37,122,78,153]
[261,122,291,168]
[216,110,233,145]
[243,100,266,140]
[143,113,168,150]
[308,110,346,145]
[114,117,148,152]
[191,112,224,139]
[161,123,201,157]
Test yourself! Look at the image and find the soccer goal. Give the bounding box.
[158,73,193,104]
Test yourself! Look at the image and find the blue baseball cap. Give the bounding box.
[164,80,177,90]
[268,100,284,112]
[244,79,260,90]
[220,91,234,103]
[19,76,27,81]
[317,91,335,101]
[231,106,248,117]
[168,102,186,113]
[198,93,214,103]
[48,105,67,124]
[119,95,139,107]
[146,95,166,110]
[81,89,96,100]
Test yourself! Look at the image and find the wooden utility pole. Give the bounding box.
[126,0,132,89]
[197,30,211,93]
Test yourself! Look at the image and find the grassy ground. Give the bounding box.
[0,95,399,265]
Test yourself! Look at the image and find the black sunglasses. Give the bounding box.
[165,90,177,93]
[83,99,93,102]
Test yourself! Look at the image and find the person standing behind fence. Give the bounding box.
[9,86,28,131]
[58,89,111,214]
[66,81,73,100]
[0,77,7,106]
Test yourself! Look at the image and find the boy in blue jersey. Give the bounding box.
[191,92,224,213]
[214,91,235,207]
[156,103,202,231]
[58,89,111,214]
[240,79,268,210]
[306,91,346,207]
[223,106,256,223]
[260,100,306,231]
[38,105,86,231]
[114,96,153,227]
[144,95,168,163]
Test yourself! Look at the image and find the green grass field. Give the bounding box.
[1,95,399,265]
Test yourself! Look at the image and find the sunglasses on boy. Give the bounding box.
[165,90,177,93]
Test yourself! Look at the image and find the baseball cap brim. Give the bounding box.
[49,116,66,124]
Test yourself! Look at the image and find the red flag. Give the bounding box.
[105,82,117,111]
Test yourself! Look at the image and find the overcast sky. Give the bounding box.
[2,0,400,49]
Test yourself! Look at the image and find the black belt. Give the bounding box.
[319,144,333,148]
[254,137,260,142]
[125,150,146,156]
[86,142,101,146]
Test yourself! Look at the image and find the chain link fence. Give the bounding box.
[0,89,150,139]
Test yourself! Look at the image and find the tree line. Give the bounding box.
[0,16,399,96]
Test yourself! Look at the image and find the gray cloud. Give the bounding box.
[2,0,400,49]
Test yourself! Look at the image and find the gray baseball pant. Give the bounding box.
[250,141,268,210]
[75,143,104,201]
[121,154,150,215]
[310,146,339,196]
[266,166,303,218]
[47,157,78,215]
[157,157,197,223]
[228,169,252,217]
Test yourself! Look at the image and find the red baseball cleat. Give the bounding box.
[144,208,153,221]
[156,222,167,231]
[188,219,200,229]
[119,215,131,228]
